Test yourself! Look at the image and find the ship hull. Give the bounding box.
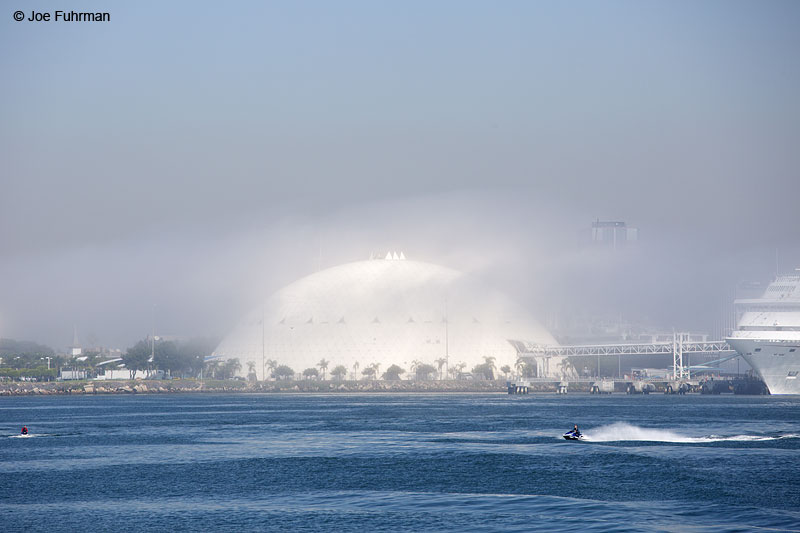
[727,337,800,395]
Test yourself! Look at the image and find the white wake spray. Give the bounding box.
[580,423,795,443]
[582,422,698,443]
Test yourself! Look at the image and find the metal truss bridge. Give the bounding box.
[508,333,738,380]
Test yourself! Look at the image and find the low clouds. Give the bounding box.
[1,1,798,349]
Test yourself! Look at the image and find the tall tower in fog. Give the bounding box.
[590,219,638,249]
[71,326,82,356]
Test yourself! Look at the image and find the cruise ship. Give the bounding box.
[727,273,800,395]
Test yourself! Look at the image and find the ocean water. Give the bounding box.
[1,393,799,532]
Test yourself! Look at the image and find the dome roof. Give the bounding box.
[214,257,556,380]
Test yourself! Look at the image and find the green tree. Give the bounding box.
[123,340,151,379]
[331,365,348,381]
[515,356,527,378]
[410,359,422,380]
[472,362,495,380]
[382,364,405,381]
[500,365,511,379]
[273,365,295,380]
[178,337,218,378]
[206,359,221,379]
[0,339,55,361]
[303,367,319,380]
[558,358,575,379]
[153,340,180,376]
[221,358,241,379]
[361,366,376,380]
[415,363,437,381]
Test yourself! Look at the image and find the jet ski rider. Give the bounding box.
[572,424,581,437]
[21,426,28,435]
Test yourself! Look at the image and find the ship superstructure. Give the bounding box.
[727,273,800,394]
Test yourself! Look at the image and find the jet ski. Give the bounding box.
[563,430,584,441]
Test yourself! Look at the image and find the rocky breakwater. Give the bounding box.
[0,379,508,395]
[0,380,209,396]
[251,379,507,393]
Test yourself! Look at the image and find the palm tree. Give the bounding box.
[410,359,421,380]
[352,361,360,381]
[317,358,329,381]
[483,356,496,379]
[435,358,447,380]
[207,360,221,379]
[246,361,257,382]
[265,359,278,380]
[515,356,526,378]
[558,358,574,379]
[223,358,241,379]
[500,365,511,380]
[371,362,380,381]
[453,362,467,379]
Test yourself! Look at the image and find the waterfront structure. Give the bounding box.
[514,334,735,381]
[213,254,558,380]
[727,272,800,394]
[59,367,88,380]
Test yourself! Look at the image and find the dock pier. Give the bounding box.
[505,335,767,395]
[507,375,768,395]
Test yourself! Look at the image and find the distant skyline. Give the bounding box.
[2,1,799,349]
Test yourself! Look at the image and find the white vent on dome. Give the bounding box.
[372,251,408,261]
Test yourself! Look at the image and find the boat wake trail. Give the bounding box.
[582,423,798,443]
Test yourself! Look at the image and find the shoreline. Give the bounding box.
[0,379,519,396]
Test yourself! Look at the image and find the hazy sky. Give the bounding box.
[2,1,799,349]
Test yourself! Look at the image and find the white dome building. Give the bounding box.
[213,253,557,380]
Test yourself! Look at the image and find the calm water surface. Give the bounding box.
[1,393,799,532]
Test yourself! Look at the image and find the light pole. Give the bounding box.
[149,303,157,378]
[261,306,265,382]
[444,296,449,379]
